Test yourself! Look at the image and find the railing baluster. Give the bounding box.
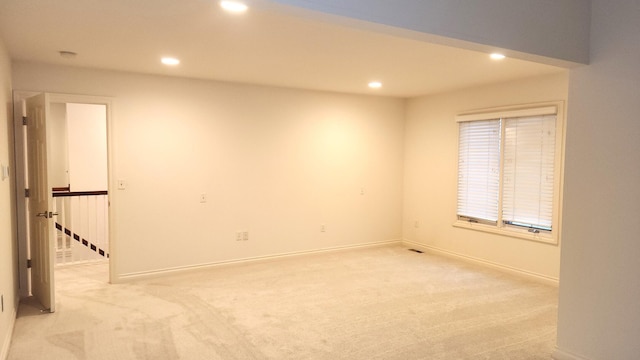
[60,197,66,265]
[54,197,60,265]
[72,195,79,262]
[66,196,71,263]
[64,196,70,264]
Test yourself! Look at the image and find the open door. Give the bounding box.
[26,93,56,312]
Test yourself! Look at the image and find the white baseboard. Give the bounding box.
[1,308,17,360]
[115,239,402,283]
[552,348,591,360]
[402,239,559,286]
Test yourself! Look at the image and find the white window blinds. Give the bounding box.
[456,105,559,236]
[502,114,556,230]
[457,119,501,223]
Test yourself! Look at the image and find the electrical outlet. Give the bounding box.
[243,231,249,241]
[236,232,242,241]
[321,224,326,232]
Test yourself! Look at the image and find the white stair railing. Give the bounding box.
[53,190,109,266]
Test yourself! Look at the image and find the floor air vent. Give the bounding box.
[408,248,424,253]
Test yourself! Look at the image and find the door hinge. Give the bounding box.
[27,259,32,268]
[25,188,30,198]
[22,116,27,126]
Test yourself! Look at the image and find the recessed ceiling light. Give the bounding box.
[490,53,506,60]
[161,57,180,66]
[368,81,383,89]
[220,1,248,13]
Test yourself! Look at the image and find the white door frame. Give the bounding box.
[13,91,116,296]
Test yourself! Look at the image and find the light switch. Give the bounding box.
[117,179,126,190]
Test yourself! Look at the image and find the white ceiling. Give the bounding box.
[0,0,565,98]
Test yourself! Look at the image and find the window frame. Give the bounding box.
[453,101,565,245]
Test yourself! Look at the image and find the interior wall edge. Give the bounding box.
[402,239,559,287]
[113,239,402,284]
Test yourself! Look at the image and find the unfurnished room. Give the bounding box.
[0,1,639,360]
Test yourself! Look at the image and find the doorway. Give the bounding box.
[50,102,109,265]
[13,92,114,310]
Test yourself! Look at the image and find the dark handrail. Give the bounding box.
[52,190,108,197]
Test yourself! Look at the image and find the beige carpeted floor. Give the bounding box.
[8,245,558,359]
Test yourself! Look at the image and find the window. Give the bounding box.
[455,103,563,243]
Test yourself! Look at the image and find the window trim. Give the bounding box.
[453,101,565,246]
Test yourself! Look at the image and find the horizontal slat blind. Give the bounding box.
[457,119,501,223]
[502,114,556,230]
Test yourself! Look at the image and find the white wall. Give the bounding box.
[403,72,568,281]
[555,1,640,359]
[0,36,17,359]
[267,0,590,66]
[11,62,405,279]
[48,102,108,191]
[49,102,69,188]
[66,103,107,191]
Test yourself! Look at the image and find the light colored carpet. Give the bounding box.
[8,245,558,359]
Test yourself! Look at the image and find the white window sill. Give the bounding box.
[452,220,558,245]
